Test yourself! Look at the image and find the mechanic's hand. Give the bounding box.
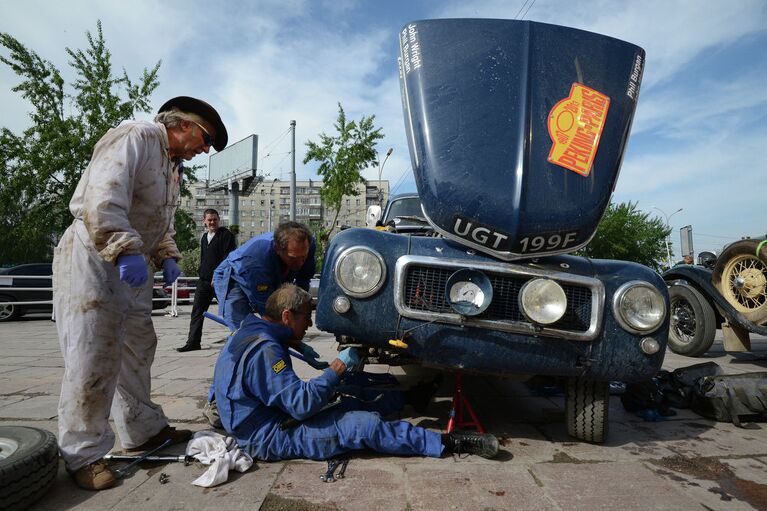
[300,343,330,370]
[337,347,360,369]
[116,254,148,287]
[162,258,181,286]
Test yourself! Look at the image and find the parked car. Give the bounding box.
[663,237,767,357]
[375,193,432,235]
[153,272,191,300]
[316,19,667,443]
[309,275,320,308]
[0,263,53,321]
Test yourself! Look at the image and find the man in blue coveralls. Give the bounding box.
[206,222,322,427]
[213,283,499,461]
[213,221,315,329]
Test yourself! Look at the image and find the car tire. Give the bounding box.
[565,378,608,443]
[0,296,21,322]
[0,426,59,511]
[667,284,716,357]
[712,239,767,325]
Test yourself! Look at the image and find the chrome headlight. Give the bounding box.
[519,278,567,325]
[613,281,666,334]
[334,247,386,298]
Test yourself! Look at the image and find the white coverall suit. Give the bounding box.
[53,120,182,471]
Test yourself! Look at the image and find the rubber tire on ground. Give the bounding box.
[0,296,20,322]
[0,426,59,511]
[565,379,609,443]
[667,283,716,357]
[712,239,767,325]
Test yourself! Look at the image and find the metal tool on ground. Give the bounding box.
[111,439,172,479]
[159,473,170,484]
[104,453,196,465]
[320,457,350,482]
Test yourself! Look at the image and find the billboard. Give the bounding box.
[680,225,693,257]
[208,134,258,185]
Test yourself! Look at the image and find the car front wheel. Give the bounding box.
[0,297,20,322]
[667,283,716,357]
[566,378,609,443]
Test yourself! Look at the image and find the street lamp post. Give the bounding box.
[378,148,393,207]
[651,206,683,268]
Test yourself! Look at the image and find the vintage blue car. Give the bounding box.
[316,19,669,443]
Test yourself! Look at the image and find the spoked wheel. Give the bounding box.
[667,283,716,357]
[712,239,767,324]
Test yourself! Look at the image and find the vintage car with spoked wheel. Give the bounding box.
[663,237,767,357]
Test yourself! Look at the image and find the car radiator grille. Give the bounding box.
[403,265,593,332]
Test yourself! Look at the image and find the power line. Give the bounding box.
[520,0,537,20]
[514,0,536,20]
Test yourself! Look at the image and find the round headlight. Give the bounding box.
[613,281,666,334]
[519,278,567,325]
[334,247,386,298]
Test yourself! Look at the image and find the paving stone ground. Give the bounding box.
[1,306,765,510]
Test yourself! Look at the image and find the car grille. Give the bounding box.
[394,256,603,341]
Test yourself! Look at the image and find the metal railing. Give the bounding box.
[0,274,199,319]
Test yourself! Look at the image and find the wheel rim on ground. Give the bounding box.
[0,436,20,460]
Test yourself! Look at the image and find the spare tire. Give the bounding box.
[712,239,767,325]
[0,426,59,511]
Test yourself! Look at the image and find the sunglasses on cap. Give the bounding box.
[190,120,215,147]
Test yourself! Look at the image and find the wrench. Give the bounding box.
[319,457,349,483]
[113,439,172,479]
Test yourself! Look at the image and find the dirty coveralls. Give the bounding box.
[212,232,315,329]
[53,120,182,471]
[213,315,443,460]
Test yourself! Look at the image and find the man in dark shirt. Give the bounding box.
[178,209,237,352]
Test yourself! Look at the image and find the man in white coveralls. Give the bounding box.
[53,96,228,491]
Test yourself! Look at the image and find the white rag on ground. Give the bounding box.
[185,430,254,487]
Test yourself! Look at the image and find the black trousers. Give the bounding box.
[185,279,216,346]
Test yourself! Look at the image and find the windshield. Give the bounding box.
[384,197,424,225]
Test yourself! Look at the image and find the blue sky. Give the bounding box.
[2,0,766,260]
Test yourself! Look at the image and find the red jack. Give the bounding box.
[446,372,485,433]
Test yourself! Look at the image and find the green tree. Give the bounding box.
[303,103,384,250]
[0,21,160,263]
[578,201,670,271]
[178,246,200,277]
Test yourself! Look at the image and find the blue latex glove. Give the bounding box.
[299,343,330,370]
[337,347,360,368]
[162,258,181,286]
[116,254,147,287]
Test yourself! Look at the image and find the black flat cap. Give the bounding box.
[159,96,228,151]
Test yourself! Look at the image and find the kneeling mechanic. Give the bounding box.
[213,283,499,461]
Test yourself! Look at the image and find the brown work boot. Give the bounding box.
[72,460,117,491]
[125,425,192,453]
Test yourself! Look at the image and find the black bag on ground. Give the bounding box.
[690,372,767,427]
[621,372,674,415]
[669,362,723,408]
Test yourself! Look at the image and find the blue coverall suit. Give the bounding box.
[212,232,315,329]
[213,315,444,461]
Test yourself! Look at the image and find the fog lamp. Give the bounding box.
[639,337,660,355]
[333,296,351,314]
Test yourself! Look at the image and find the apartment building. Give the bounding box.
[180,179,389,240]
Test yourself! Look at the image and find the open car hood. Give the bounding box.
[398,19,645,260]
